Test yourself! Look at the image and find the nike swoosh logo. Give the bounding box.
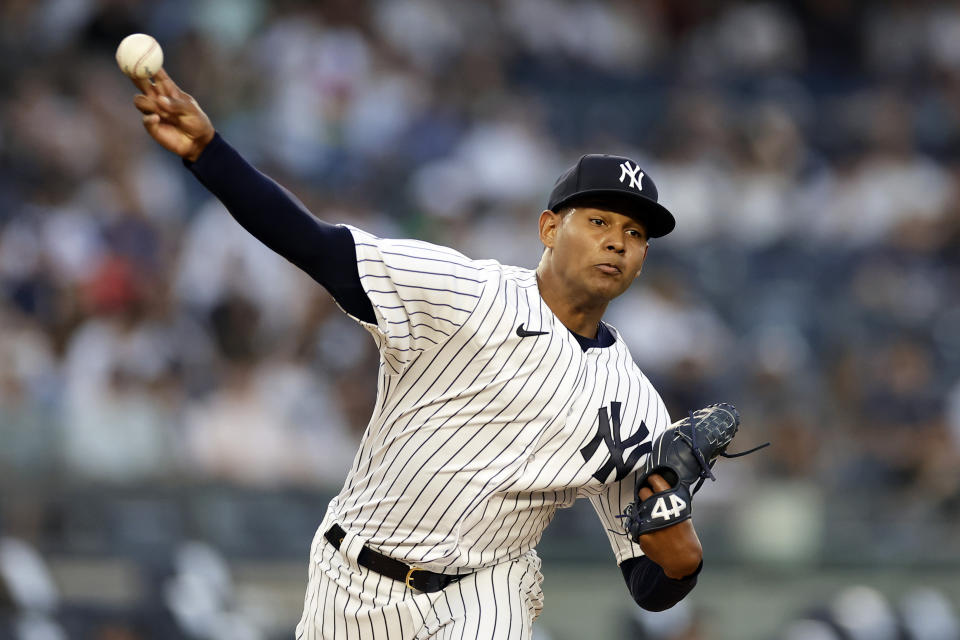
[516,323,549,338]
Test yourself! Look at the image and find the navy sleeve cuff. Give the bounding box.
[183,131,229,172]
[619,556,702,612]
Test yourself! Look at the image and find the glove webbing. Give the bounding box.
[683,410,771,495]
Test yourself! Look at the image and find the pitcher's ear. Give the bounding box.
[539,209,563,248]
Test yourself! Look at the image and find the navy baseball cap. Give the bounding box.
[547,154,676,238]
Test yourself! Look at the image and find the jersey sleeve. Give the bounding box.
[588,392,674,565]
[344,225,490,373]
[587,477,646,564]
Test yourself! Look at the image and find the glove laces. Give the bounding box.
[684,410,770,494]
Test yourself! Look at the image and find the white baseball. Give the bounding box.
[115,33,164,79]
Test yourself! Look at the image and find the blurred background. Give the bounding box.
[1,0,959,638]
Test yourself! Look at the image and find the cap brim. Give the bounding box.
[551,190,676,238]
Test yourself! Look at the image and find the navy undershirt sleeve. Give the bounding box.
[619,556,702,612]
[184,133,376,324]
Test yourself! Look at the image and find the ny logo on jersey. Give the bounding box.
[618,161,644,191]
[579,401,651,483]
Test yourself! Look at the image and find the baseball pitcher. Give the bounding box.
[129,67,761,640]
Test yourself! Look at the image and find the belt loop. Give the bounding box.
[339,529,365,572]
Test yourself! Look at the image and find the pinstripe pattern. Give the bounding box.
[298,227,670,637]
[296,511,544,639]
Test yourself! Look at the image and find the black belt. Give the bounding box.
[324,524,465,593]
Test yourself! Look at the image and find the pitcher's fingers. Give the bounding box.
[153,68,182,97]
[637,473,671,501]
[129,75,157,97]
[157,95,195,115]
[646,473,672,493]
[134,95,177,119]
[133,94,158,114]
[142,114,162,137]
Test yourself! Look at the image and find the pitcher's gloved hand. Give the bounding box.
[621,403,768,542]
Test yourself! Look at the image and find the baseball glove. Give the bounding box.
[621,403,768,542]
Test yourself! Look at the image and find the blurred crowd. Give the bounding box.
[1,0,960,568]
[628,584,960,640]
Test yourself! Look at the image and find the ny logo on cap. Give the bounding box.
[619,161,644,191]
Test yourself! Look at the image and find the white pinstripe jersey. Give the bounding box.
[328,226,672,572]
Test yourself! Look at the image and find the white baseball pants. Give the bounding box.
[294,513,544,640]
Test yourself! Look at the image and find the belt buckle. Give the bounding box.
[404,566,422,590]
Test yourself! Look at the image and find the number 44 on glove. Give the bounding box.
[621,403,769,542]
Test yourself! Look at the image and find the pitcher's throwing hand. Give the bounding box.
[129,68,214,162]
